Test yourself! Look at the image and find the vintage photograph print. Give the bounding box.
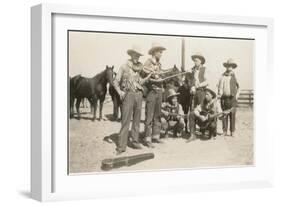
[68,31,254,174]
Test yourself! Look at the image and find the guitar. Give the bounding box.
[199,107,234,130]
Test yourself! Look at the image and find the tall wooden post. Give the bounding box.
[181,38,185,72]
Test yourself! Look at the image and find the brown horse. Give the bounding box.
[177,72,195,132]
[109,83,122,121]
[70,65,114,120]
[162,65,184,102]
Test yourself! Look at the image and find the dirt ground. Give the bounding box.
[69,98,254,174]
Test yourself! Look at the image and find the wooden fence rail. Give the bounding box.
[237,89,254,107]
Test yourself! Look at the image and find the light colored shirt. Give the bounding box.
[219,75,232,96]
[113,60,144,93]
[218,71,240,97]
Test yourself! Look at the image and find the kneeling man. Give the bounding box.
[189,88,221,140]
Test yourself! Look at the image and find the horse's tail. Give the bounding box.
[70,74,84,95]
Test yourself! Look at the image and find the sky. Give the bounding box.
[69,31,254,91]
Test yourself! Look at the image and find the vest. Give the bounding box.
[229,74,238,96]
[192,66,206,83]
[198,67,206,83]
[221,72,239,97]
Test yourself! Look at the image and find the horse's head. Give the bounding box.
[184,72,194,88]
[163,65,183,90]
[172,64,180,73]
[171,64,183,87]
[105,65,114,85]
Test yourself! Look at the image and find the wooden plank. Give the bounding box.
[239,93,254,96]
[239,92,253,95]
[238,97,254,101]
[238,101,254,105]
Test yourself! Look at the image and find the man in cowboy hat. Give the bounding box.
[113,45,152,155]
[189,88,221,140]
[190,53,210,107]
[161,88,185,138]
[141,42,167,148]
[218,58,240,137]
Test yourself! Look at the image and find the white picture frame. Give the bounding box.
[31,3,274,202]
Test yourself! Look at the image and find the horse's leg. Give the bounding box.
[70,95,75,118]
[185,93,194,134]
[90,99,93,114]
[81,98,85,108]
[99,96,105,121]
[183,106,188,133]
[92,98,98,121]
[75,97,82,119]
[87,97,94,120]
[112,95,118,120]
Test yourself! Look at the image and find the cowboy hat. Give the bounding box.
[127,45,144,56]
[167,88,180,99]
[191,53,206,64]
[148,42,166,55]
[223,58,237,69]
[205,88,216,99]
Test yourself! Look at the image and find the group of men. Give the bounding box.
[113,43,240,155]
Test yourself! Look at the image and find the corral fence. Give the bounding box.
[237,89,254,107]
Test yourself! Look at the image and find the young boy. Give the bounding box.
[218,58,240,137]
[161,89,185,138]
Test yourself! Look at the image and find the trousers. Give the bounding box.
[189,111,217,137]
[221,96,237,133]
[144,89,162,141]
[117,91,142,152]
[161,117,185,135]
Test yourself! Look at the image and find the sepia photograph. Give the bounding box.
[68,30,254,174]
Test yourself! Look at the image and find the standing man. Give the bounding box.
[142,42,166,148]
[218,58,240,137]
[113,45,152,155]
[190,53,209,107]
